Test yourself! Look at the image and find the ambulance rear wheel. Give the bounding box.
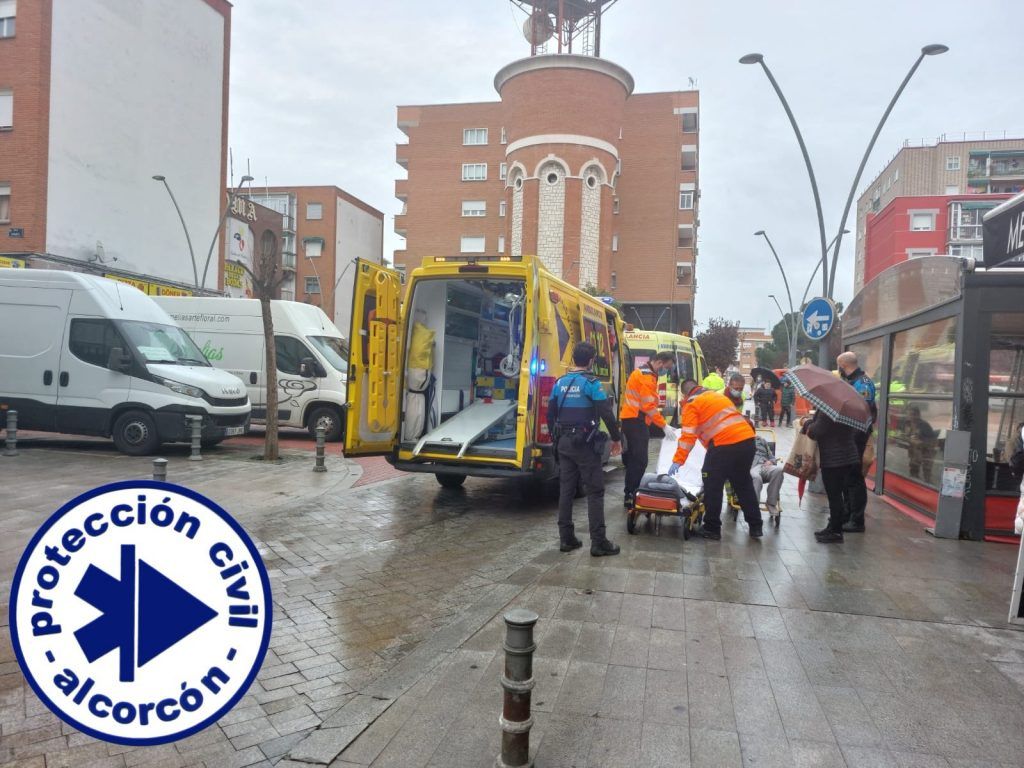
[436,473,467,489]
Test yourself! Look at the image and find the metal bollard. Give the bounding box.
[152,457,168,481]
[497,609,538,768]
[4,409,17,456]
[313,425,327,472]
[187,415,203,461]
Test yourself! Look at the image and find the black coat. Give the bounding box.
[805,414,860,469]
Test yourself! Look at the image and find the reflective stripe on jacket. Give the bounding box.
[620,366,667,428]
[673,388,756,465]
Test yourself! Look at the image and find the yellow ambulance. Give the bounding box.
[622,329,707,426]
[344,255,628,490]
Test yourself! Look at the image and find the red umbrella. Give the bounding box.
[782,364,872,432]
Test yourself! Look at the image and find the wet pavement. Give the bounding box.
[3,428,1024,767]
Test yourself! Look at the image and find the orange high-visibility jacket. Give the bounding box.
[673,387,755,464]
[620,366,667,428]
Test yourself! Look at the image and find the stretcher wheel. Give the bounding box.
[626,509,639,535]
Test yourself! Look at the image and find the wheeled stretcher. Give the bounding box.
[626,441,706,539]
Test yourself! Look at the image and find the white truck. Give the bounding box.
[0,269,251,454]
[154,297,349,441]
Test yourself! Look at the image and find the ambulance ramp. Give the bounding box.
[413,400,517,459]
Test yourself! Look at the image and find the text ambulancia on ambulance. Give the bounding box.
[8,481,272,746]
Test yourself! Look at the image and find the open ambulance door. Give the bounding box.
[344,259,403,456]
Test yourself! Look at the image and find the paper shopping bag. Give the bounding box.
[784,430,819,481]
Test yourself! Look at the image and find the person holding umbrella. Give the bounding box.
[783,365,873,544]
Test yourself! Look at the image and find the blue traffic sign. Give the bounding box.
[802,297,836,340]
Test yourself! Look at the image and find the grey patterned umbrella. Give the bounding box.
[782,364,872,432]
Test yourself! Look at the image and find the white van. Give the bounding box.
[154,297,349,441]
[0,269,251,454]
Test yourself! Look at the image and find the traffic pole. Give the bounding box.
[152,457,168,481]
[313,425,327,472]
[4,409,17,456]
[188,415,203,461]
[497,609,538,768]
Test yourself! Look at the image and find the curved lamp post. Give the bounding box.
[768,293,793,366]
[202,174,254,288]
[800,229,849,310]
[755,230,796,366]
[152,175,198,287]
[825,44,949,297]
[740,53,830,297]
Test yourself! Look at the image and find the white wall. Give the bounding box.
[334,196,383,338]
[46,0,225,289]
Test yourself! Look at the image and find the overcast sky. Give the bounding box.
[228,0,1022,331]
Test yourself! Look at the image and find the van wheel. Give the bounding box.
[308,406,343,442]
[436,473,467,489]
[112,411,161,456]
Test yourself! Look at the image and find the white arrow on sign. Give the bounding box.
[805,311,828,331]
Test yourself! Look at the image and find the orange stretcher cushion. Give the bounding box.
[634,494,680,513]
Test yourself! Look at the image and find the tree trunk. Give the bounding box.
[260,295,279,461]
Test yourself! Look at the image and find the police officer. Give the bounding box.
[547,341,623,556]
[620,351,676,509]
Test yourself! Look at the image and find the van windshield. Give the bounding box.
[118,321,210,366]
[308,335,348,373]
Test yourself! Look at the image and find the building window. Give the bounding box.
[678,189,694,210]
[949,202,991,242]
[463,128,488,145]
[306,202,322,220]
[0,183,9,223]
[500,126,507,144]
[610,271,616,289]
[677,225,694,248]
[499,200,507,217]
[946,156,961,171]
[681,146,697,171]
[460,236,485,253]
[906,248,937,259]
[304,276,321,294]
[498,235,505,254]
[304,239,322,258]
[613,197,620,214]
[910,212,935,231]
[945,185,959,195]
[462,163,487,181]
[0,0,14,38]
[499,163,507,181]
[612,234,619,252]
[676,262,693,286]
[948,244,983,259]
[681,111,698,133]
[462,200,486,217]
[0,90,11,129]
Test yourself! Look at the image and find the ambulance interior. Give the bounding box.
[401,278,527,459]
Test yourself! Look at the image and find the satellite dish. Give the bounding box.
[523,9,554,45]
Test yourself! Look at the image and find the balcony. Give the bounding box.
[396,144,409,169]
[395,178,409,201]
[280,214,295,234]
[394,213,407,238]
[281,251,297,271]
[397,106,421,137]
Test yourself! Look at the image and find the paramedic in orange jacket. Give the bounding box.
[670,379,764,540]
[620,351,676,508]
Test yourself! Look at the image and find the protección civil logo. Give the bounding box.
[9,481,272,745]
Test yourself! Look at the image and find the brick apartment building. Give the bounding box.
[395,53,700,333]
[243,187,384,337]
[0,0,231,292]
[854,135,1024,291]
[735,326,772,375]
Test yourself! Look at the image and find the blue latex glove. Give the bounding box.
[669,462,681,476]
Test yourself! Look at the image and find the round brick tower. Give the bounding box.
[495,54,634,289]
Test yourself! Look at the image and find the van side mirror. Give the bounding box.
[299,357,326,378]
[107,347,131,373]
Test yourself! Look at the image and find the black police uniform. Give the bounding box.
[546,369,622,546]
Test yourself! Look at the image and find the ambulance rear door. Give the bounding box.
[344,259,404,455]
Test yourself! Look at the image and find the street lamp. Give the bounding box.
[741,45,947,363]
[201,174,255,288]
[768,293,793,367]
[754,230,796,366]
[799,229,850,311]
[824,44,949,298]
[152,175,198,287]
[740,54,829,298]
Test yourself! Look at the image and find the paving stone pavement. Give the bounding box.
[2,428,1024,767]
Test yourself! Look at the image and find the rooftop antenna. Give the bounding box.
[688,77,697,88]
[509,1,618,57]
[229,147,235,189]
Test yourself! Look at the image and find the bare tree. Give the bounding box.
[232,228,287,461]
